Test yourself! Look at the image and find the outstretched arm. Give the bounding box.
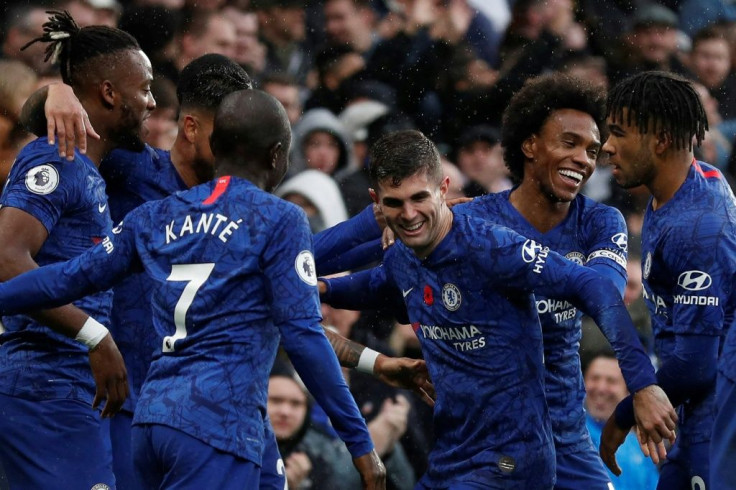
[494,235,676,453]
[267,207,386,489]
[322,327,434,405]
[314,204,384,274]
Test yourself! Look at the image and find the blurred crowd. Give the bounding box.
[2,0,735,488]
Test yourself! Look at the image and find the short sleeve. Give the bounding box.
[1,157,72,234]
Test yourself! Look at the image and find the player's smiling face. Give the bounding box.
[371,170,450,259]
[602,109,657,189]
[524,109,600,203]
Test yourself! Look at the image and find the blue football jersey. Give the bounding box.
[643,161,736,444]
[0,137,112,403]
[457,191,630,453]
[100,145,187,412]
[335,211,653,488]
[0,176,375,465]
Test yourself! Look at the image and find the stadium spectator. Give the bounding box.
[585,351,660,490]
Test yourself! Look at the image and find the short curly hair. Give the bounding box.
[502,73,607,183]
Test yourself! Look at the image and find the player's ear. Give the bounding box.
[654,130,672,155]
[100,80,115,110]
[439,175,449,198]
[182,115,198,143]
[270,141,283,169]
[369,187,378,204]
[521,134,536,159]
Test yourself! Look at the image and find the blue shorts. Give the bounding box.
[416,447,555,490]
[555,446,612,490]
[0,392,115,489]
[658,439,709,490]
[711,375,736,490]
[110,410,139,490]
[132,423,260,489]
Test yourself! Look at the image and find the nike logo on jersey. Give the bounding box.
[402,287,413,298]
[98,203,107,213]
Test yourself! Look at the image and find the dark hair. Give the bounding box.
[502,72,607,183]
[582,348,617,377]
[369,130,441,188]
[177,53,252,112]
[607,71,707,151]
[21,10,140,87]
[692,24,729,50]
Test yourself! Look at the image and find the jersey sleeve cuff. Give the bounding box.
[614,394,635,429]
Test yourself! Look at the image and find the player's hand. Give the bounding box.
[633,384,677,447]
[599,414,628,476]
[353,449,386,490]
[634,424,669,465]
[374,354,435,406]
[88,333,129,418]
[447,196,473,207]
[46,83,100,160]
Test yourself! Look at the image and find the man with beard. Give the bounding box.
[0,11,153,489]
[0,89,388,490]
[26,53,432,489]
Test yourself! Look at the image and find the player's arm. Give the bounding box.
[314,204,384,275]
[599,333,718,474]
[319,266,407,318]
[604,230,726,469]
[19,83,99,161]
[0,208,133,415]
[266,207,386,489]
[322,326,435,405]
[491,233,676,446]
[582,212,681,445]
[317,239,384,276]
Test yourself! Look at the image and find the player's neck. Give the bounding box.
[215,162,268,190]
[84,136,114,167]
[648,153,692,210]
[170,144,209,189]
[509,185,570,233]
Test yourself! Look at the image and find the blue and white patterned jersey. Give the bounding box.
[0,137,112,403]
[643,160,736,444]
[0,176,374,464]
[326,211,655,488]
[100,145,187,412]
[456,191,631,453]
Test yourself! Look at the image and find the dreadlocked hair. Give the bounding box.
[607,71,708,151]
[21,10,140,87]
